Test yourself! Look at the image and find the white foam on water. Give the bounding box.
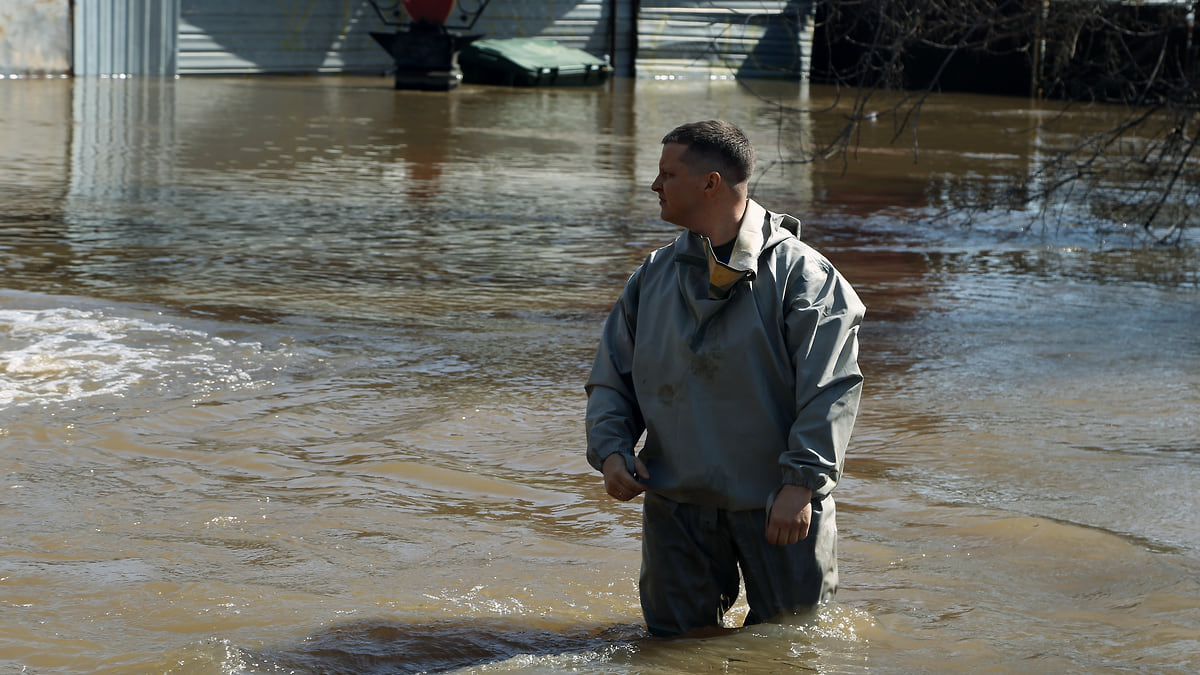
[0,305,266,408]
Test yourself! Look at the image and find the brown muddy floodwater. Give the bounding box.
[1,75,1198,674]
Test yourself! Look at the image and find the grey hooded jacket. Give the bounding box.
[585,200,865,511]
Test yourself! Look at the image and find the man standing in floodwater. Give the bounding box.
[585,120,865,637]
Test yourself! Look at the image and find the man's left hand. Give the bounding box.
[766,484,813,546]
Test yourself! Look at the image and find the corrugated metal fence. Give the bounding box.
[637,0,814,79]
[73,0,178,76]
[470,0,626,68]
[63,0,814,79]
[177,0,388,74]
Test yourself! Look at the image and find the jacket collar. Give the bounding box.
[702,199,765,295]
[668,199,774,299]
[724,198,769,274]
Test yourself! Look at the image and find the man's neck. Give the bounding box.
[694,198,748,246]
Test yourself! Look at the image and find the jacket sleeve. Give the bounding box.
[584,267,647,473]
[780,256,865,500]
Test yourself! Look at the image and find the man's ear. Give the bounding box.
[702,170,722,196]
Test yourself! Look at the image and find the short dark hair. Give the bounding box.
[661,120,755,185]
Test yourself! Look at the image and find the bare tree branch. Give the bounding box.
[793,0,1199,246]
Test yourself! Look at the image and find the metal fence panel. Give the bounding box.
[636,0,815,79]
[74,0,179,76]
[177,0,392,74]
[470,0,615,59]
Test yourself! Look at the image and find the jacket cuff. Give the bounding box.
[781,465,836,499]
[587,446,627,473]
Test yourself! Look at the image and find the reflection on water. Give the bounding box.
[1,75,1198,674]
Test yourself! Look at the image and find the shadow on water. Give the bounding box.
[243,609,863,674]
[250,618,642,674]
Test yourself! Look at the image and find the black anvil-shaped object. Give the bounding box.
[371,21,481,90]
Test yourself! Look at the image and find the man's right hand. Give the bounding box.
[602,453,649,502]
[766,484,813,546]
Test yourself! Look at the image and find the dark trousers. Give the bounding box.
[639,491,838,637]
